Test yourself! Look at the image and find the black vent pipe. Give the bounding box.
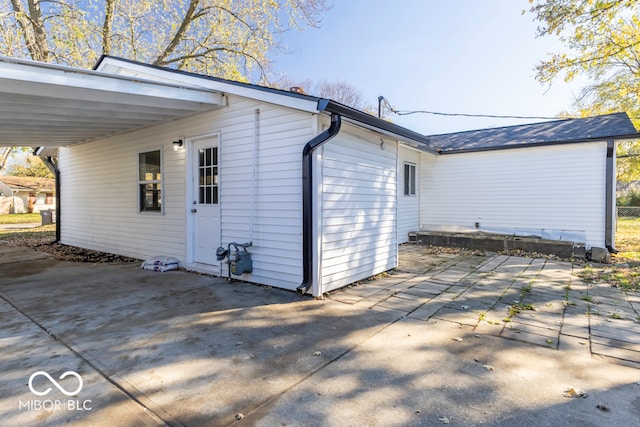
[297,113,342,295]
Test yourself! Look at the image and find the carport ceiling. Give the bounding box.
[0,56,224,147]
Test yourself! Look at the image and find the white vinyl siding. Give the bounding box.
[397,146,423,243]
[60,95,314,291]
[218,100,314,290]
[420,142,608,248]
[320,128,398,293]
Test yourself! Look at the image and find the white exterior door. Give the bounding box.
[191,137,220,266]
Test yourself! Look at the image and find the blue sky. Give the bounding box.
[274,0,585,135]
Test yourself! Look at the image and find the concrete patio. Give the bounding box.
[1,245,640,426]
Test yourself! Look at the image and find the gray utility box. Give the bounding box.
[230,251,253,275]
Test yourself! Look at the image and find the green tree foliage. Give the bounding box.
[0,0,329,82]
[7,155,54,178]
[618,189,640,206]
[529,0,640,181]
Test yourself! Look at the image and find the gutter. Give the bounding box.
[321,99,436,153]
[297,98,439,295]
[297,112,341,295]
[605,139,618,253]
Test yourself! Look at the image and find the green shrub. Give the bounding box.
[618,189,640,207]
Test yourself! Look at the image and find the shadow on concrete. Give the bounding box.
[2,251,640,426]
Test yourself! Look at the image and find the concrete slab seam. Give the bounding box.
[0,290,176,427]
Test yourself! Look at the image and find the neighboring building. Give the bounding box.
[0,176,55,214]
[0,55,637,297]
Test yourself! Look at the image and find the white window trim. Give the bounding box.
[404,162,416,196]
[137,147,164,214]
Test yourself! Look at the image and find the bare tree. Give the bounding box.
[0,0,329,81]
[283,78,376,114]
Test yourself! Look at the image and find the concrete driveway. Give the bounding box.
[1,245,640,426]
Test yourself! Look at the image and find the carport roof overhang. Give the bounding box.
[0,56,224,148]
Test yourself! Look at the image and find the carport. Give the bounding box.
[0,55,225,238]
[0,56,224,147]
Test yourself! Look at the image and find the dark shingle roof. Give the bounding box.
[94,55,435,151]
[428,112,639,153]
[0,176,55,192]
[95,57,640,155]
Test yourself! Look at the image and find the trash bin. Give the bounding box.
[40,210,52,225]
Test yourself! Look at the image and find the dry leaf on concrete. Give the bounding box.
[563,387,588,398]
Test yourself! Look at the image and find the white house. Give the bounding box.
[0,176,56,214]
[0,55,637,297]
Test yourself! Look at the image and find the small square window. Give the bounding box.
[138,150,162,212]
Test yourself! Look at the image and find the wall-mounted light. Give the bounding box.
[172,139,184,151]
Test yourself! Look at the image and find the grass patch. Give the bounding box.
[615,217,640,262]
[601,268,640,291]
[507,302,535,317]
[577,264,640,292]
[0,213,42,224]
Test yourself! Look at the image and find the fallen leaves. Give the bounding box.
[563,387,588,398]
[34,243,139,263]
[1,228,139,263]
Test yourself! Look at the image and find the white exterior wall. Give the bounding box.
[420,141,608,248]
[60,95,314,291]
[218,100,314,290]
[397,146,423,243]
[319,126,398,293]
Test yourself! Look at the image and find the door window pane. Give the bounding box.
[198,147,218,204]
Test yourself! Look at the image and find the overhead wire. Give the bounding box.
[378,96,579,121]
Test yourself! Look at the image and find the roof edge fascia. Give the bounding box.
[0,55,220,95]
[318,99,437,154]
[95,55,320,114]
